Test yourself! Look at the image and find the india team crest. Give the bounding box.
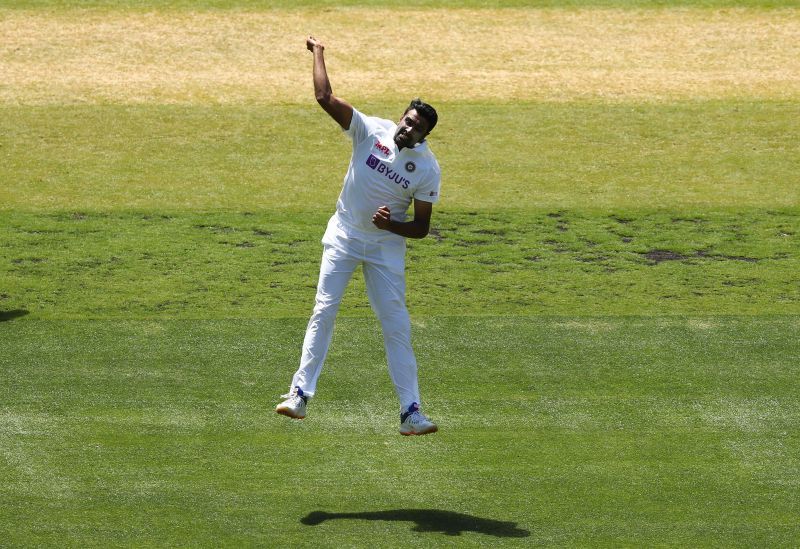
[405,161,416,173]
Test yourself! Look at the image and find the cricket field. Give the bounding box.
[1,0,798,546]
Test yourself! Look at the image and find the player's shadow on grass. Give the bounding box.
[0,309,29,322]
[301,509,530,538]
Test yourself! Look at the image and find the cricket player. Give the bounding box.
[275,36,441,436]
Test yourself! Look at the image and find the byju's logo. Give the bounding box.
[365,157,411,189]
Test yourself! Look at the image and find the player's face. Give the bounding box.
[394,109,430,150]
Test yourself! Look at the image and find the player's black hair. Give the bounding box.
[406,98,438,133]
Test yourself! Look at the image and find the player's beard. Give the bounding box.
[394,127,412,149]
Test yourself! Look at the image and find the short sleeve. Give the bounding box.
[413,163,441,204]
[343,108,369,145]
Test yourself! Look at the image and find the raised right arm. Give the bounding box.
[306,36,353,131]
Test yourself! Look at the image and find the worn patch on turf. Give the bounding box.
[1,8,799,104]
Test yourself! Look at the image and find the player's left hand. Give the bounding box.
[372,205,391,230]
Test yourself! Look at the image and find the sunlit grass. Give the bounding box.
[2,316,799,546]
[2,101,798,211]
[2,8,799,105]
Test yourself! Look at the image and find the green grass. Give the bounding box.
[1,208,798,318]
[2,102,798,319]
[2,316,799,546]
[3,102,798,211]
[2,97,799,544]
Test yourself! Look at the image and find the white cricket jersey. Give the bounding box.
[334,108,441,238]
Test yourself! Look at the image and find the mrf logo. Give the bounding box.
[374,140,391,156]
[365,155,410,189]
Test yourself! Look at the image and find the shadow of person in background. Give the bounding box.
[0,309,29,322]
[301,509,530,538]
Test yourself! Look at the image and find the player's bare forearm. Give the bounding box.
[372,203,432,239]
[308,37,332,102]
[388,219,430,239]
[306,36,352,130]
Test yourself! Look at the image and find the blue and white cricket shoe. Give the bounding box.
[276,386,308,419]
[399,403,438,436]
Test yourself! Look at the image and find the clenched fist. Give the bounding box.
[306,35,324,52]
[372,205,392,230]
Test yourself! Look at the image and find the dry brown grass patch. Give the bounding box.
[1,8,799,104]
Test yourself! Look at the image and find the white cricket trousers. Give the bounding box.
[289,215,421,410]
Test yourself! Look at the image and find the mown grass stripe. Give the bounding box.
[2,102,798,211]
[1,316,798,546]
[2,209,798,318]
[2,8,799,104]
[2,0,800,10]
